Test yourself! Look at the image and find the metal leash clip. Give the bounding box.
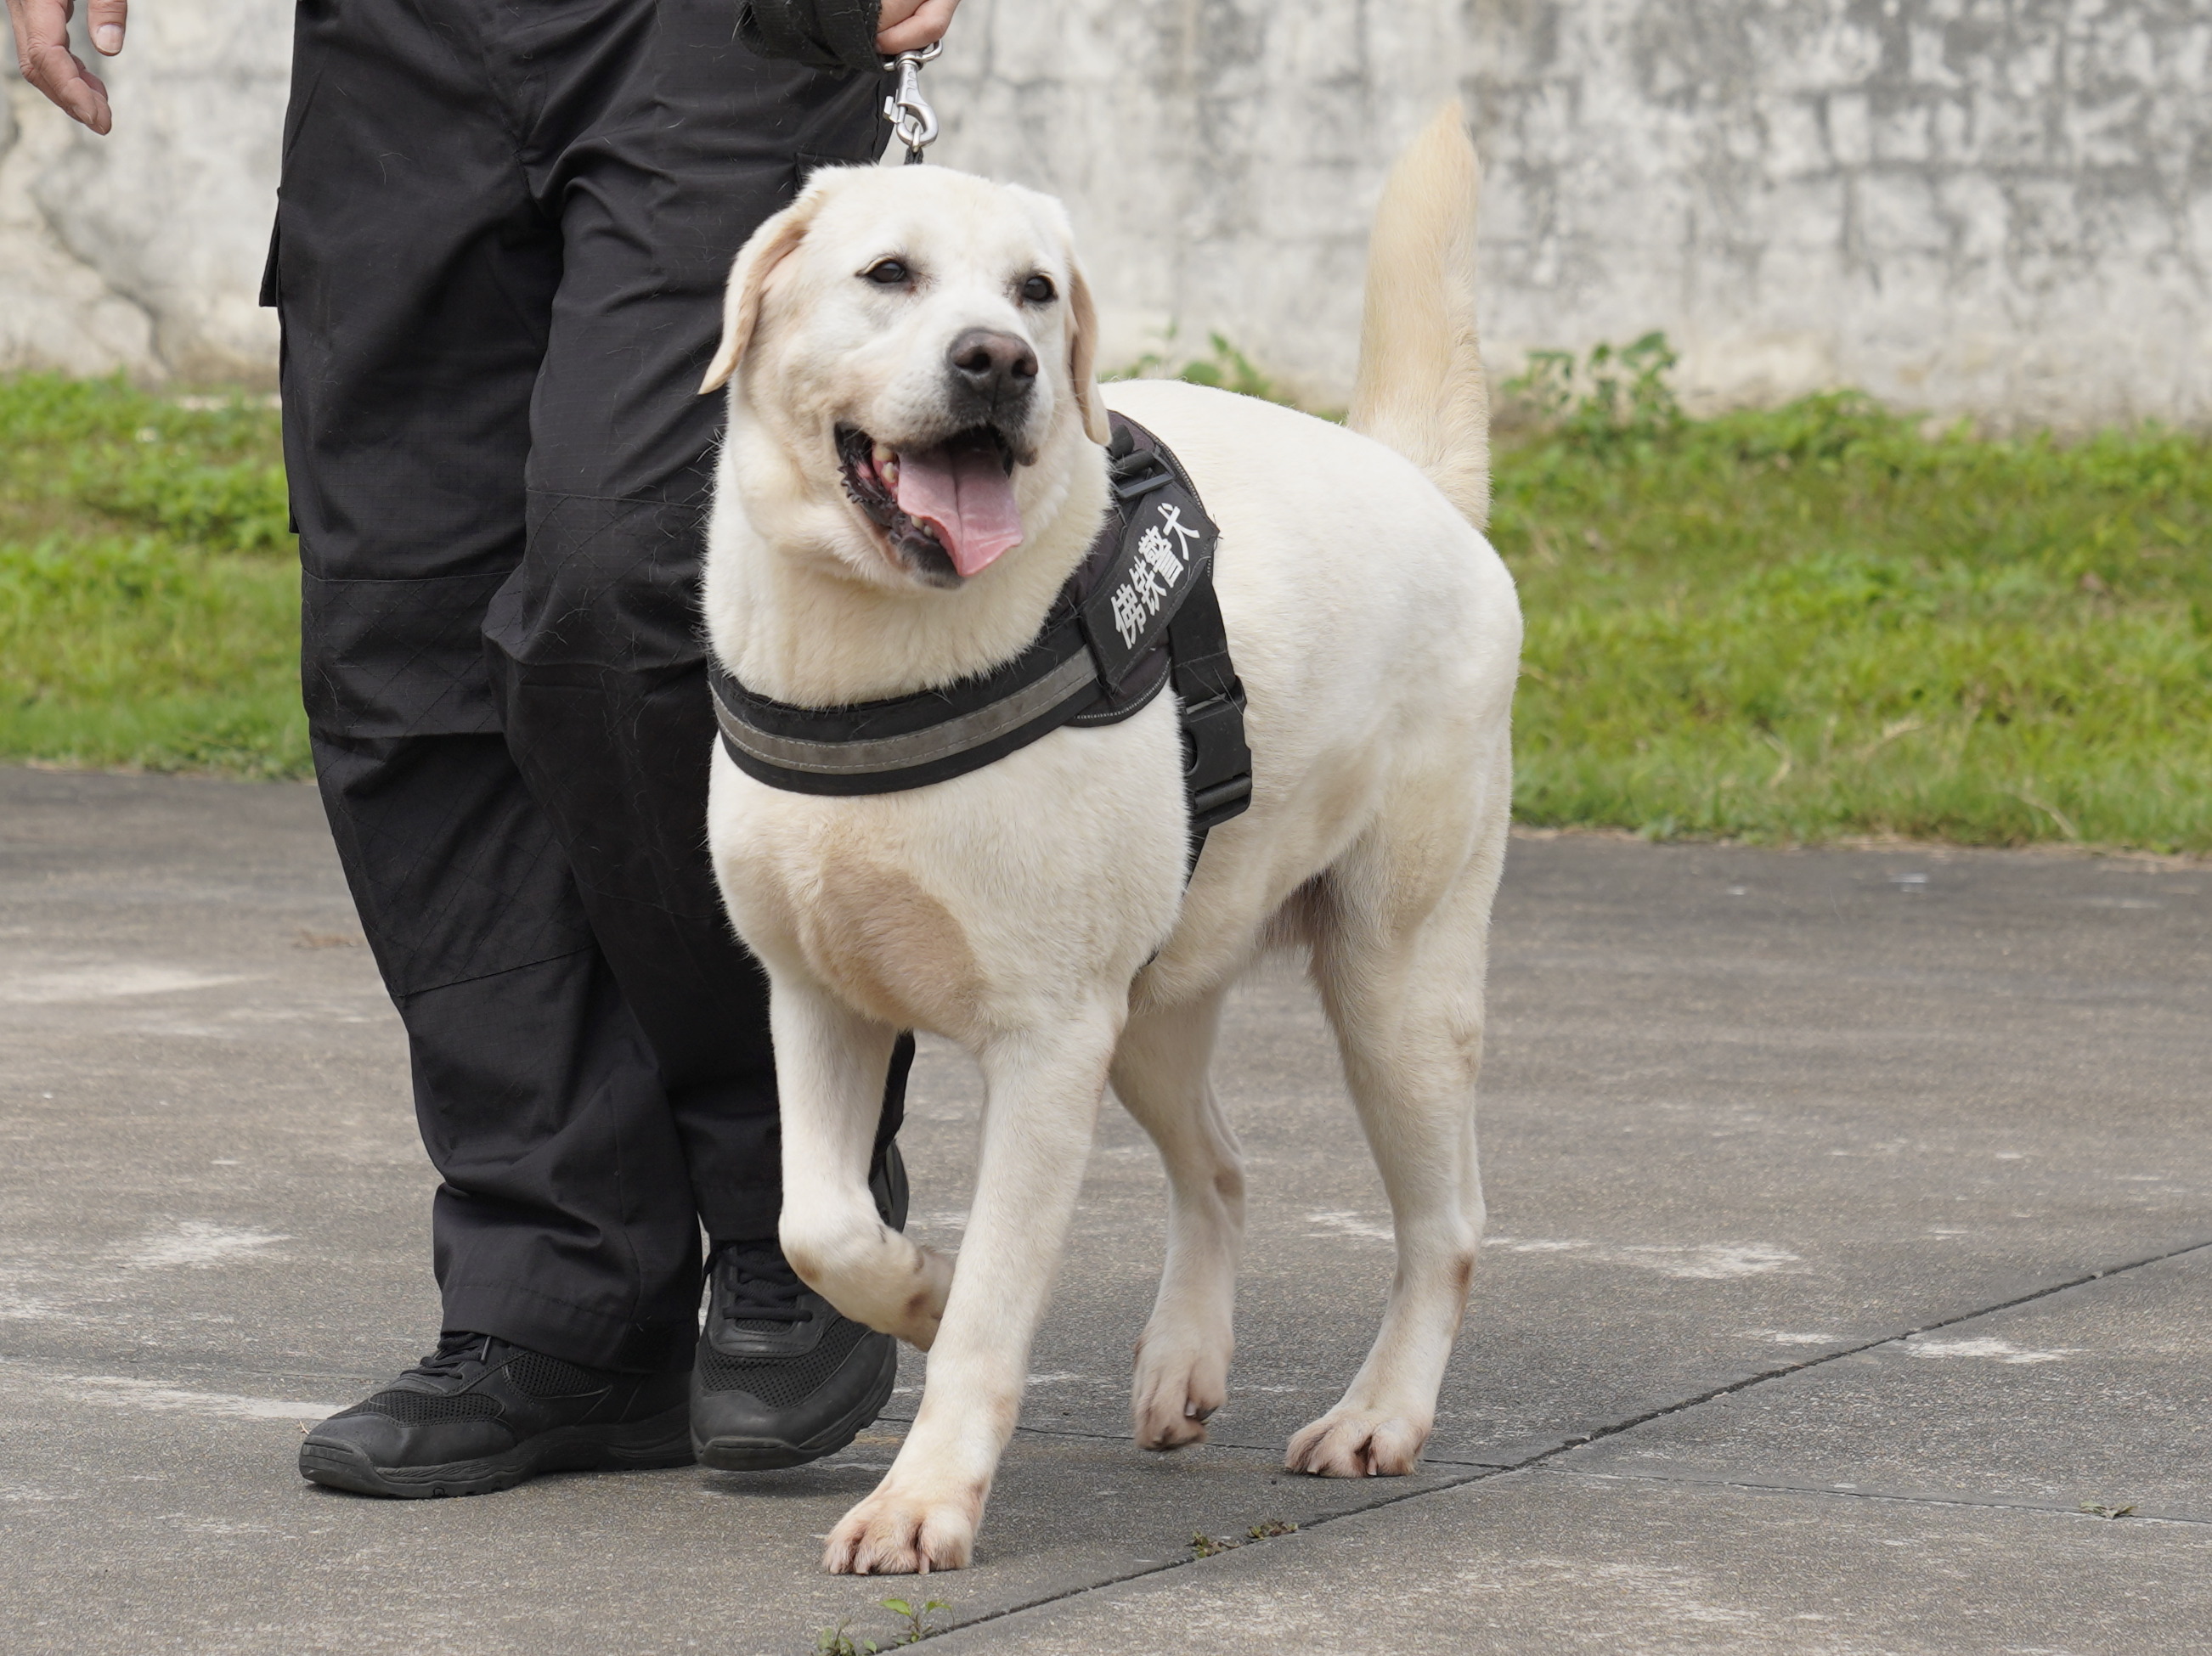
[883,39,943,164]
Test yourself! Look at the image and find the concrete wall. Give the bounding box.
[3,1,2206,428]
[1459,0,2212,428]
[1,2,288,381]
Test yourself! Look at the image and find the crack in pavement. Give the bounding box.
[1525,1234,2212,1465]
[1533,1467,2212,1529]
[918,1233,2212,1645]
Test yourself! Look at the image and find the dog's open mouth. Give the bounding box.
[837,424,1022,581]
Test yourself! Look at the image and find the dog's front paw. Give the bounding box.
[1284,1407,1429,1478]
[1131,1329,1228,1450]
[822,1480,980,1575]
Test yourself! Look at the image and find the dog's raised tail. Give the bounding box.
[1348,102,1489,532]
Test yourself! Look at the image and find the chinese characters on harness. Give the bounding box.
[1109,503,1203,650]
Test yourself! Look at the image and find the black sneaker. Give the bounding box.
[299,1332,692,1499]
[691,1142,909,1471]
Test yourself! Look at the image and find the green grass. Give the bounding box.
[0,373,305,777]
[5,359,2209,850]
[1490,341,2212,852]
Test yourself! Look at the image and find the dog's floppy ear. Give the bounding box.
[1066,261,1113,446]
[699,194,820,395]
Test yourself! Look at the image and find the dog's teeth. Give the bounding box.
[872,442,899,487]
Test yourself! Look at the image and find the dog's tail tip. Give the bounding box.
[1348,101,1491,533]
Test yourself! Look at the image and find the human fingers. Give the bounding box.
[6,0,116,132]
[87,0,123,55]
[875,0,958,55]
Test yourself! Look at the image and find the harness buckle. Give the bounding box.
[1179,690,1254,833]
[1109,452,1175,502]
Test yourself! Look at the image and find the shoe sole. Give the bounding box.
[298,1402,695,1499]
[694,1339,900,1473]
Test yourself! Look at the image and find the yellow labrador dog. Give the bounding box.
[697,104,1519,1574]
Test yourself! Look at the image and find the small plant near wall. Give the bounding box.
[1109,324,1312,412]
[1501,330,1684,448]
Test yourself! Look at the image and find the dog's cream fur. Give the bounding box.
[699,104,1520,1574]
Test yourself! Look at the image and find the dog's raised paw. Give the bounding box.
[1131,1335,1228,1450]
[823,1484,979,1575]
[1284,1408,1428,1479]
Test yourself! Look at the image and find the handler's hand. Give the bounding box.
[6,0,125,134]
[876,0,958,57]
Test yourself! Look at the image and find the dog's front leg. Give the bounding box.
[774,976,954,1349]
[824,1005,1121,1574]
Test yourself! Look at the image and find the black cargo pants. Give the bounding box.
[268,0,906,1373]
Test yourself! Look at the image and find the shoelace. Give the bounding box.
[403,1330,496,1383]
[714,1240,814,1325]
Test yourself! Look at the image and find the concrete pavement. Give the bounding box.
[2,766,2206,1653]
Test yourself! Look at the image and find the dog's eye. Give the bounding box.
[863,259,911,287]
[1020,273,1057,304]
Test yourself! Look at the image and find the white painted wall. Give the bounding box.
[3,0,2206,428]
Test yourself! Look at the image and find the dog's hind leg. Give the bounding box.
[774,977,954,1349]
[824,1000,1123,1574]
[1112,985,1244,1450]
[1287,755,1509,1478]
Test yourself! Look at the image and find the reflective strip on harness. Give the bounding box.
[713,650,1098,779]
[708,413,1252,870]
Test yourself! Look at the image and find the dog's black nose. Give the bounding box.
[947,329,1039,402]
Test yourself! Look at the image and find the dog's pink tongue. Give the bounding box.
[894,442,1023,577]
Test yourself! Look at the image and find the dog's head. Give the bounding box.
[703,165,1111,591]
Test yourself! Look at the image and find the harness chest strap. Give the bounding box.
[708,413,1253,872]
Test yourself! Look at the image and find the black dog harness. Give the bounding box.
[708,413,1253,872]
